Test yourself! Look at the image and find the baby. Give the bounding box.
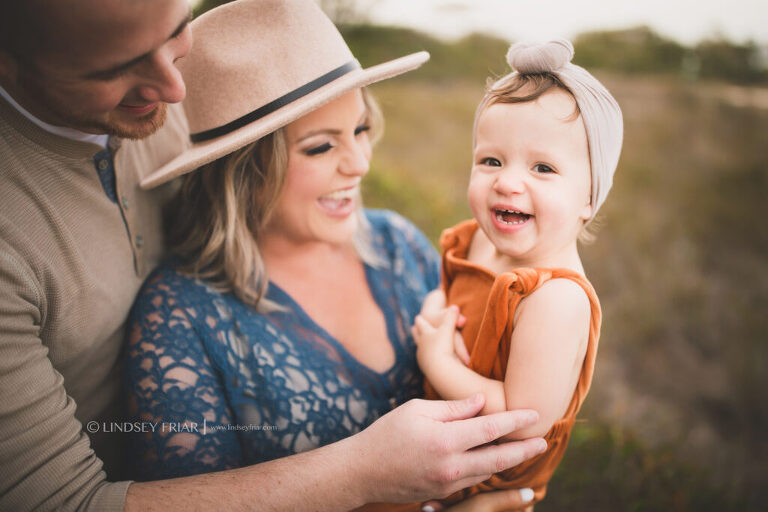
[413,40,623,510]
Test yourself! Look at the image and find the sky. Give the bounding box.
[363,0,768,46]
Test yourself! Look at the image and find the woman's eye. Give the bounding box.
[480,157,502,167]
[534,163,555,173]
[354,124,370,136]
[304,143,333,156]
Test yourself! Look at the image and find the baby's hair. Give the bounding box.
[484,72,580,121]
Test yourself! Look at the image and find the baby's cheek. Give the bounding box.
[467,174,489,216]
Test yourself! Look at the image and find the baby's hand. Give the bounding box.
[419,289,449,327]
[413,305,471,367]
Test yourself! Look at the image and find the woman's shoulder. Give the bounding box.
[133,261,225,318]
[364,208,432,249]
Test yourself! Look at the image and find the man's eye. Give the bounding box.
[93,67,130,81]
[481,157,502,167]
[354,124,370,136]
[534,163,555,173]
[304,143,333,156]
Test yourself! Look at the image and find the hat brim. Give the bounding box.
[141,51,429,189]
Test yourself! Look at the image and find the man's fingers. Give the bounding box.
[452,409,540,451]
[421,394,486,422]
[459,436,547,479]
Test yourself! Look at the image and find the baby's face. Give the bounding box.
[468,89,592,267]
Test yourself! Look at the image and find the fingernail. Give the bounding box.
[536,439,548,453]
[468,393,482,404]
[421,506,436,512]
[520,488,534,502]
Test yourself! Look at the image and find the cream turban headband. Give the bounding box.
[479,40,623,222]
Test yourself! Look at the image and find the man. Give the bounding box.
[0,1,544,510]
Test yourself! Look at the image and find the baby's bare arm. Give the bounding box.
[501,279,591,439]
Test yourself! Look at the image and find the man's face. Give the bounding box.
[6,0,191,139]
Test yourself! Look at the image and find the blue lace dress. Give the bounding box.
[123,210,439,481]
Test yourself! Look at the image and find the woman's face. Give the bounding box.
[263,89,372,246]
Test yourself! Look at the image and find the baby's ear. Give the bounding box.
[579,198,593,222]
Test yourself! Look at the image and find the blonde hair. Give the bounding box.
[166,89,384,312]
[473,73,599,243]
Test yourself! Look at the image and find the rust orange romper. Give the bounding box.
[357,220,601,512]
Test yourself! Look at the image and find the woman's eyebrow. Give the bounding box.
[295,129,342,143]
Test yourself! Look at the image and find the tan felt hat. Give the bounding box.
[141,0,429,189]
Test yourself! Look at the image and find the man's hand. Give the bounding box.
[351,394,547,503]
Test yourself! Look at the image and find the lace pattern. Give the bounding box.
[124,210,439,480]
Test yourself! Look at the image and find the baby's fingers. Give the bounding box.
[453,331,471,366]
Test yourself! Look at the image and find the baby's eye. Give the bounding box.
[304,143,333,156]
[534,163,555,173]
[480,157,502,167]
[354,124,370,136]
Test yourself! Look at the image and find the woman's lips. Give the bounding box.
[117,102,158,116]
[316,185,358,218]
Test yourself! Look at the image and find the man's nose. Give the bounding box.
[135,39,189,104]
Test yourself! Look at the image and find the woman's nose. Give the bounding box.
[339,139,371,176]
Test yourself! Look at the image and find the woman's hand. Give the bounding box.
[421,488,535,512]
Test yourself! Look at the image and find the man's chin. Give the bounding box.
[104,103,168,140]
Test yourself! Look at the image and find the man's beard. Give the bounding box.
[101,103,168,139]
[17,72,169,139]
[53,101,169,140]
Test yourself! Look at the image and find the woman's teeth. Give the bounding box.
[495,208,530,224]
[321,186,358,201]
[317,186,357,210]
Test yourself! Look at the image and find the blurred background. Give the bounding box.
[194,1,768,509]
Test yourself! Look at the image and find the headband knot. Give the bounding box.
[506,40,574,74]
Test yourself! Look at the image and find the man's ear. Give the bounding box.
[0,49,19,85]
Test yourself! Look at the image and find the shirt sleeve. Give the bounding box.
[123,270,243,481]
[0,241,131,512]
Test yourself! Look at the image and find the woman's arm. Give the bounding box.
[124,275,242,480]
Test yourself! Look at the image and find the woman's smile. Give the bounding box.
[316,184,359,218]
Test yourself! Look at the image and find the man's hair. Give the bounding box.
[0,1,43,58]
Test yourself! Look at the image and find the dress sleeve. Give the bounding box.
[123,270,243,481]
[0,241,130,512]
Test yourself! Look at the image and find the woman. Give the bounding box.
[125,0,541,509]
